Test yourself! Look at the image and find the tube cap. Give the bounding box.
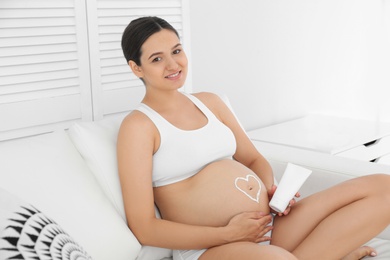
[269,197,289,213]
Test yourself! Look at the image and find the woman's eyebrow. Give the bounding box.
[148,52,162,60]
[172,43,182,49]
[148,43,182,60]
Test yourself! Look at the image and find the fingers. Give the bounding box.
[255,220,273,243]
[245,212,273,243]
[276,198,297,216]
[228,211,274,243]
[256,236,272,243]
[241,211,271,220]
[256,234,272,243]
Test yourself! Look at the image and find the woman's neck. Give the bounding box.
[142,89,185,113]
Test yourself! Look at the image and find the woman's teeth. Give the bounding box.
[166,72,180,78]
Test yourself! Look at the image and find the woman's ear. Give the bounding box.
[128,60,143,78]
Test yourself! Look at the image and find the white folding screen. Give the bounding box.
[0,0,92,141]
[0,0,191,140]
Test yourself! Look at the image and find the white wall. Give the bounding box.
[189,0,390,130]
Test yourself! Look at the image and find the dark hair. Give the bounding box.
[121,16,179,65]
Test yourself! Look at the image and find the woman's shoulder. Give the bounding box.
[191,91,232,120]
[191,91,225,108]
[192,91,220,101]
[118,109,157,138]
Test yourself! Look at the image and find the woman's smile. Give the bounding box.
[165,71,181,80]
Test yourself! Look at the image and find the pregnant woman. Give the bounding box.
[117,16,390,260]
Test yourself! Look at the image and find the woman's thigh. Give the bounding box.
[271,174,390,251]
[199,242,297,260]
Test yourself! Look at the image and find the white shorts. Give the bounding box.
[173,248,207,260]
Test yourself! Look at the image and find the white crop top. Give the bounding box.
[136,93,237,187]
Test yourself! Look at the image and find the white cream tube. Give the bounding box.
[269,163,312,213]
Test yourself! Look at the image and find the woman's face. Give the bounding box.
[131,29,188,91]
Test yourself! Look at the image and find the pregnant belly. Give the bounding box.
[154,159,270,227]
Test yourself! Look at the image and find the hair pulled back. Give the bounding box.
[121,16,179,66]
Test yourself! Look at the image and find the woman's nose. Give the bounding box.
[166,56,179,70]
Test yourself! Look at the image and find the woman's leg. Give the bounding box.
[199,242,297,260]
[271,173,390,260]
[342,246,376,260]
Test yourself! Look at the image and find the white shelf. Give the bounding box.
[248,114,390,165]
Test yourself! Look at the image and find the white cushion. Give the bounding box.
[0,187,92,259]
[67,115,173,260]
[68,114,126,220]
[0,131,141,260]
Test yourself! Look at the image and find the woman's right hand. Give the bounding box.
[225,211,273,243]
[268,184,300,216]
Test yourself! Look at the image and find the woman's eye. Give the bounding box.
[152,57,161,62]
[173,49,181,55]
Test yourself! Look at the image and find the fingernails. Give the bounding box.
[370,252,377,257]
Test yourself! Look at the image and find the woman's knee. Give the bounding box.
[362,174,390,214]
[369,174,390,195]
[375,174,390,204]
[353,173,390,195]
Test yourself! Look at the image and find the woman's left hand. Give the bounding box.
[268,184,300,216]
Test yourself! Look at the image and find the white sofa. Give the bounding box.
[1,113,390,259]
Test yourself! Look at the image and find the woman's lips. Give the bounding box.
[165,71,181,79]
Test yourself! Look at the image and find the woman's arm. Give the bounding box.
[117,111,271,250]
[195,92,275,192]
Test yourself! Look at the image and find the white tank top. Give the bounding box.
[136,93,237,187]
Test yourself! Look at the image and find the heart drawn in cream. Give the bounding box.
[234,175,262,203]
